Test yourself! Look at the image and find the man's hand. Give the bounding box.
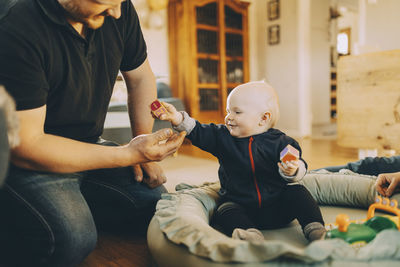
[126,128,186,164]
[132,162,166,188]
[157,102,183,126]
[375,172,400,197]
[278,160,299,176]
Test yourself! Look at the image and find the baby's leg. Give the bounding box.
[280,184,326,241]
[212,201,264,242]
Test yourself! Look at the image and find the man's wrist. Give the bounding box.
[117,144,143,167]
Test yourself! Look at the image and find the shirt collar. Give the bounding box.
[35,0,68,26]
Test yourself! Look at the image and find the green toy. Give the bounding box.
[326,196,400,247]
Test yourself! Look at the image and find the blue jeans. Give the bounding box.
[321,156,400,176]
[0,141,167,267]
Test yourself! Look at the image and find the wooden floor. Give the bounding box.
[79,232,152,267]
[79,137,359,267]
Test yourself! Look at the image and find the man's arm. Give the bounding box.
[11,105,185,173]
[121,59,167,187]
[122,59,156,136]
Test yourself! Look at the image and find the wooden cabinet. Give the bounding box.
[168,0,249,123]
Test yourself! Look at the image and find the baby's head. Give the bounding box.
[225,81,279,138]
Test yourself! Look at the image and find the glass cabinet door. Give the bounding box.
[167,0,248,123]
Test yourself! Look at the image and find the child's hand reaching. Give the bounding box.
[156,102,183,126]
[278,160,299,176]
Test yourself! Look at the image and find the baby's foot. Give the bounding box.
[232,228,264,243]
[304,222,326,242]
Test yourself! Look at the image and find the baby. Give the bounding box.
[158,81,326,242]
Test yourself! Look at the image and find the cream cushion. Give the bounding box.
[148,170,400,265]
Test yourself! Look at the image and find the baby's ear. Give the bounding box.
[259,112,271,126]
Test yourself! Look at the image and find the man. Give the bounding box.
[0,86,19,187]
[0,0,185,266]
[323,158,400,197]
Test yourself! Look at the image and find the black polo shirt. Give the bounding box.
[0,0,147,142]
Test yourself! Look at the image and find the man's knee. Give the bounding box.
[0,187,98,266]
[148,184,168,199]
[49,210,98,266]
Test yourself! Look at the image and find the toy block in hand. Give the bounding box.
[280,144,299,163]
[150,100,167,118]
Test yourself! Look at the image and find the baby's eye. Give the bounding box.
[235,111,242,114]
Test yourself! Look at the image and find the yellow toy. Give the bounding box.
[325,196,399,247]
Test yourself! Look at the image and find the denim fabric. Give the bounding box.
[0,109,9,187]
[0,140,167,267]
[321,156,400,176]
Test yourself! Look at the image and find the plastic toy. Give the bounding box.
[280,144,299,163]
[150,100,167,118]
[326,196,400,247]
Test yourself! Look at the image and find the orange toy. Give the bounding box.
[150,100,168,118]
[326,196,400,247]
[280,144,299,163]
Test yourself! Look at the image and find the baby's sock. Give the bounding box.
[232,228,264,243]
[303,222,326,242]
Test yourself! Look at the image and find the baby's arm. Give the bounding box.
[155,102,183,126]
[156,102,196,135]
[154,100,222,155]
[277,144,307,182]
[278,160,299,176]
[278,159,307,182]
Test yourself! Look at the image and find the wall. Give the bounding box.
[132,0,170,82]
[134,0,330,137]
[263,0,303,135]
[362,0,400,52]
[261,0,331,136]
[310,0,330,125]
[141,15,170,80]
[248,0,266,80]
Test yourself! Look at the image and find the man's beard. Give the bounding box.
[59,1,105,29]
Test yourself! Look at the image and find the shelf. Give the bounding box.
[226,56,244,61]
[197,53,220,60]
[196,24,218,31]
[197,83,219,89]
[225,28,243,34]
[227,82,241,88]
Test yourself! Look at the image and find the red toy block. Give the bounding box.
[150,100,167,118]
[280,144,299,163]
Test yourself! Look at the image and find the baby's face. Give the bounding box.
[225,90,265,138]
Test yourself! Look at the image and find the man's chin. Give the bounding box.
[85,17,105,29]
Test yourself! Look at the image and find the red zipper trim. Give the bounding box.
[248,137,262,208]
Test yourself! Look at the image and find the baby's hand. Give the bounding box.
[278,160,299,176]
[157,102,183,126]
